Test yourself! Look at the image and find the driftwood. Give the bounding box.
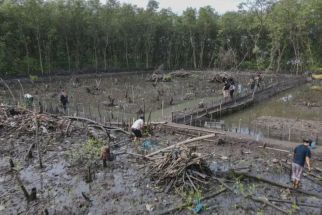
[158,188,227,215]
[213,177,289,214]
[146,134,216,157]
[234,171,322,199]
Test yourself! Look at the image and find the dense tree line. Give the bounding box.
[0,0,321,77]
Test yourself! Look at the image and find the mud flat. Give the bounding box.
[1,106,322,214]
[252,116,322,142]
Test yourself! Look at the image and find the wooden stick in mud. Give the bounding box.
[158,188,227,215]
[65,120,72,136]
[258,145,290,153]
[213,177,288,214]
[126,152,154,161]
[146,134,216,157]
[25,143,35,160]
[16,176,29,199]
[35,118,43,168]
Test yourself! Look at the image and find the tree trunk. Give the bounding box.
[276,43,286,73]
[199,37,205,68]
[125,38,129,68]
[189,30,197,69]
[93,38,98,73]
[167,39,172,69]
[36,28,44,75]
[104,35,109,71]
[23,35,30,75]
[65,36,71,73]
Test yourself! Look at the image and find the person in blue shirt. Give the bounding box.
[292,139,312,189]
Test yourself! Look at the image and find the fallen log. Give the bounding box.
[213,177,288,214]
[126,152,154,161]
[146,134,216,157]
[258,145,290,153]
[268,198,321,208]
[233,171,322,199]
[157,188,227,215]
[64,116,130,136]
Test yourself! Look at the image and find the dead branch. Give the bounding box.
[146,134,216,157]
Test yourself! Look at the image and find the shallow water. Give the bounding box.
[220,84,322,141]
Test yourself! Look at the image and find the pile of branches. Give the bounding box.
[147,146,212,192]
[0,105,67,135]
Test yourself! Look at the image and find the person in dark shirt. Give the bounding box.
[60,89,68,112]
[228,78,235,100]
[292,139,312,189]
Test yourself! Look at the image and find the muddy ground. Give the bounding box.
[1,106,322,215]
[252,116,322,143]
[0,70,284,123]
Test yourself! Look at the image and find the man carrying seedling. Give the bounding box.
[60,89,68,112]
[292,139,312,189]
[131,116,144,142]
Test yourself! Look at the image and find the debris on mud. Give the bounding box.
[147,146,212,192]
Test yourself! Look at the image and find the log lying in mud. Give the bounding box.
[158,188,227,215]
[233,171,322,199]
[268,198,321,208]
[213,177,289,214]
[64,116,130,136]
[146,133,216,157]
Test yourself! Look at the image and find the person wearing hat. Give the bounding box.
[131,116,144,142]
[292,139,312,189]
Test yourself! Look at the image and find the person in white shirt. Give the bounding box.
[131,116,144,141]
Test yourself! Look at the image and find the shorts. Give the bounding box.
[223,90,229,98]
[292,162,304,181]
[132,129,142,138]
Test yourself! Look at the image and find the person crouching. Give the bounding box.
[131,116,144,142]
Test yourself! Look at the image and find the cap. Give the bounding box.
[303,138,312,144]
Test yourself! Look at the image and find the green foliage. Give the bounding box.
[233,179,256,196]
[179,190,202,211]
[29,75,38,82]
[308,65,322,73]
[288,201,299,215]
[162,74,172,82]
[0,0,321,76]
[72,137,105,165]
